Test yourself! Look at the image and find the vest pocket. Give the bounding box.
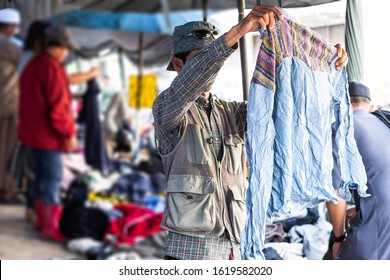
[228,185,247,242]
[186,124,209,164]
[224,134,245,174]
[165,175,216,232]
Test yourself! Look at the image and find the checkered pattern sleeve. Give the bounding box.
[233,101,247,138]
[153,35,237,155]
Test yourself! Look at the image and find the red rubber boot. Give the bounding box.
[42,204,67,242]
[34,200,45,230]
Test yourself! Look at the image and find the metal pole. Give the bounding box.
[237,0,249,101]
[136,32,144,109]
[203,0,209,22]
[117,49,126,91]
[160,0,172,29]
[133,32,145,164]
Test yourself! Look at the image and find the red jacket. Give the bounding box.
[18,52,75,151]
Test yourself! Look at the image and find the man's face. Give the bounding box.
[186,50,202,62]
[0,24,19,37]
[173,49,202,73]
[12,24,20,35]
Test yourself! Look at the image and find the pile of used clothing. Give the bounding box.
[262,204,333,260]
[58,147,167,260]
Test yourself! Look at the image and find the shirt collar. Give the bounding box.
[353,109,369,115]
[195,94,214,108]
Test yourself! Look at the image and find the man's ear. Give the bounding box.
[172,56,185,73]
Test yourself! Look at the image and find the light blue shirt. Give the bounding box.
[242,12,368,260]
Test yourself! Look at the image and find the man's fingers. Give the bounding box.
[269,6,283,20]
[249,10,273,30]
[253,5,283,21]
[337,49,348,64]
[337,55,348,67]
[239,5,283,34]
[258,18,267,31]
[262,12,270,27]
[336,51,348,70]
[268,11,276,28]
[333,44,349,70]
[334,43,343,57]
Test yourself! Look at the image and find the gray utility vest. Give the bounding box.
[160,99,247,243]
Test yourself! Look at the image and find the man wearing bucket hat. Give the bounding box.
[326,82,390,260]
[18,25,79,242]
[153,5,349,260]
[0,8,22,203]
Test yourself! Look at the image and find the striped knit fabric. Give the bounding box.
[252,16,337,91]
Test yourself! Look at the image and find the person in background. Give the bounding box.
[19,20,100,224]
[18,25,80,241]
[20,19,99,82]
[326,82,390,259]
[0,8,22,204]
[153,5,348,260]
[102,87,131,158]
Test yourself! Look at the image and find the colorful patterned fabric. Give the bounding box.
[252,17,336,91]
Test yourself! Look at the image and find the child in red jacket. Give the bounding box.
[18,25,78,241]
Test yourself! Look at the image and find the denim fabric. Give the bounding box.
[242,14,368,259]
[243,58,367,260]
[31,148,63,205]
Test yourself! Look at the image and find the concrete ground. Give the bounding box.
[0,204,81,260]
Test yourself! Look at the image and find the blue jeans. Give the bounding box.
[31,149,63,205]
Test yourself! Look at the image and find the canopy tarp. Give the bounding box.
[1,0,341,38]
[54,0,342,11]
[50,9,219,34]
[49,9,232,66]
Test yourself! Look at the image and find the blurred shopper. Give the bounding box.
[102,92,131,157]
[17,20,52,222]
[20,19,99,81]
[18,25,78,241]
[18,20,52,72]
[98,73,130,158]
[326,82,390,259]
[153,6,348,260]
[0,8,22,203]
[19,20,99,224]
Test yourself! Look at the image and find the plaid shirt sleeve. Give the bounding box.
[153,35,237,154]
[232,101,247,138]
